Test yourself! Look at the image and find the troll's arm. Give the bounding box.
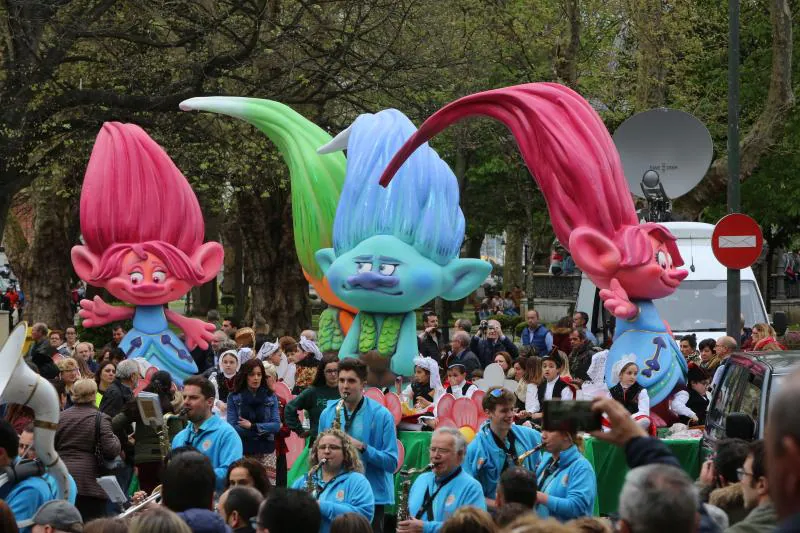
[165,309,216,350]
[78,296,135,327]
[598,279,638,320]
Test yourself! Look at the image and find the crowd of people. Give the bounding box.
[0,307,797,533]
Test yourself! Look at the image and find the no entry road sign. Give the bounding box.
[712,213,764,269]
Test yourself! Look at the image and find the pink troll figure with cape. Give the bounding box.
[379,83,689,414]
[71,122,224,385]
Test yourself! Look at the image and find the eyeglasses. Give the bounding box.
[324,369,339,375]
[249,517,263,530]
[429,447,453,455]
[318,444,342,451]
[736,467,753,481]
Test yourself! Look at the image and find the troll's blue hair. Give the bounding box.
[332,109,465,266]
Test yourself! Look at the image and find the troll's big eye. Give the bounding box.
[356,262,372,273]
[656,251,669,269]
[130,272,144,285]
[379,264,396,276]
[152,271,167,284]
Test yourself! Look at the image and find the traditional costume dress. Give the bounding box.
[463,421,542,499]
[291,467,375,533]
[407,466,486,533]
[605,355,651,432]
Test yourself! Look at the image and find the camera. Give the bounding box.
[479,320,488,330]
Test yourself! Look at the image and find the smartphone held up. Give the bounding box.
[542,400,602,433]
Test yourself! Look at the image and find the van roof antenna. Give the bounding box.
[689,235,696,272]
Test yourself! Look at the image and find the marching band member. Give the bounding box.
[670,363,710,426]
[318,358,398,533]
[172,375,243,492]
[442,363,478,400]
[535,428,596,521]
[464,387,542,509]
[398,427,485,533]
[291,428,374,533]
[402,357,444,410]
[607,355,650,431]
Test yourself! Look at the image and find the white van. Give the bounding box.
[575,222,769,345]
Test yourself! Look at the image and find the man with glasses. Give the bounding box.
[471,319,518,368]
[398,427,484,533]
[730,440,777,532]
[464,387,542,510]
[318,358,398,533]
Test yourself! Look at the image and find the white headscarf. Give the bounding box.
[257,341,280,360]
[219,349,241,379]
[238,347,254,365]
[611,354,638,386]
[299,336,323,361]
[413,355,442,391]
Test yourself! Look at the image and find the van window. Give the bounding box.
[707,362,764,440]
[652,280,767,332]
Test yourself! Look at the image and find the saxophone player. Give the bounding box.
[463,387,542,510]
[290,429,374,533]
[398,428,484,533]
[317,359,398,533]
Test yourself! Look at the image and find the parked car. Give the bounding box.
[704,351,800,446]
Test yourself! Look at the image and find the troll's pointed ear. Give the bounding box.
[441,258,492,301]
[192,242,224,283]
[71,246,100,285]
[569,227,621,278]
[315,248,337,275]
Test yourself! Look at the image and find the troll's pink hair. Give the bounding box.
[379,83,683,268]
[80,122,207,282]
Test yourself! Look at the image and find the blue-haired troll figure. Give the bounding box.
[315,109,491,377]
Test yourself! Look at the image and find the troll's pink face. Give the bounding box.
[613,235,688,300]
[104,251,192,305]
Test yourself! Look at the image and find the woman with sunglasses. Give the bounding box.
[291,428,374,533]
[535,427,596,522]
[285,354,341,444]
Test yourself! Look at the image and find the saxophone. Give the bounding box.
[306,458,327,497]
[397,463,433,522]
[333,392,349,431]
[516,443,545,468]
[157,407,189,463]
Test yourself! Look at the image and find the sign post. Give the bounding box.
[726,0,741,341]
[712,213,763,339]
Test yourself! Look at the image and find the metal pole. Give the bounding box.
[726,0,741,341]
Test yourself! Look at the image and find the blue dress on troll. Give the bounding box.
[118,305,197,385]
[604,300,687,406]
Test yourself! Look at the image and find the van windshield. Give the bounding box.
[652,280,767,332]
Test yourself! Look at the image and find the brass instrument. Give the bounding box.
[397,463,433,522]
[306,458,327,497]
[515,443,544,467]
[0,323,71,499]
[119,485,162,518]
[156,407,188,463]
[333,391,349,431]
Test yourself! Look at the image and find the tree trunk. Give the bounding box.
[555,0,581,87]
[677,0,794,216]
[3,180,78,329]
[504,226,523,292]
[237,190,311,337]
[190,195,223,316]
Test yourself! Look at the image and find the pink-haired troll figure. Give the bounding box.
[379,83,689,411]
[71,123,223,385]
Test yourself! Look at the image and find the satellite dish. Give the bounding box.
[613,108,713,199]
